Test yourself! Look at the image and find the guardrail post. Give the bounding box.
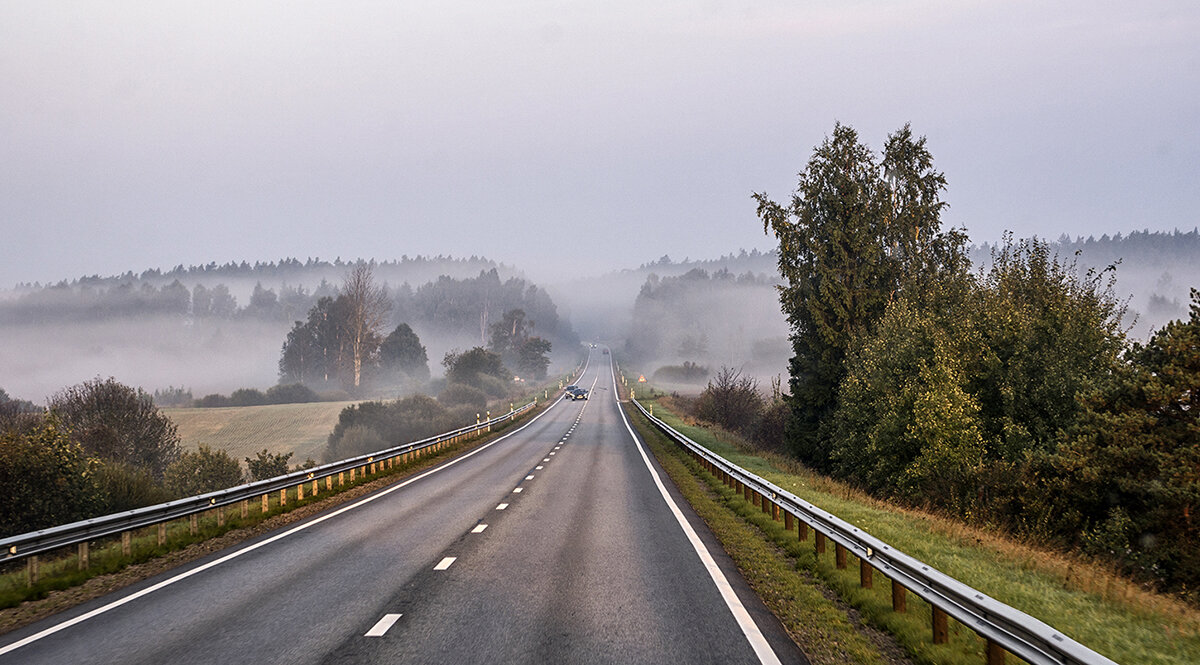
[190,514,198,535]
[932,606,949,644]
[771,502,780,521]
[784,512,794,531]
[986,640,1005,665]
[892,579,907,612]
[122,530,132,557]
[297,482,304,500]
[742,484,751,502]
[835,543,847,569]
[752,491,761,508]
[217,506,225,526]
[860,558,873,588]
[350,468,356,481]
[279,488,287,507]
[312,479,318,495]
[326,476,332,491]
[27,555,39,587]
[241,499,249,518]
[78,542,89,570]
[799,521,809,541]
[158,522,166,546]
[815,531,825,553]
[261,494,269,513]
[339,472,345,486]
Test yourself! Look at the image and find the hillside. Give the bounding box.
[164,401,358,465]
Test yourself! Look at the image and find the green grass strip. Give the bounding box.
[634,392,1198,665]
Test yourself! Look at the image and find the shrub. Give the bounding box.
[266,383,320,404]
[164,444,243,497]
[245,449,293,481]
[693,367,763,437]
[94,462,172,513]
[228,388,268,407]
[438,384,488,412]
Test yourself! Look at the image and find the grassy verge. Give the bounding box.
[0,393,552,616]
[626,390,1199,665]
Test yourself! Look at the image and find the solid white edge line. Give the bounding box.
[434,557,456,571]
[0,363,583,659]
[609,354,782,665]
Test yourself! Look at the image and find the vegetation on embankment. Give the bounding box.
[628,392,1200,665]
[164,400,360,464]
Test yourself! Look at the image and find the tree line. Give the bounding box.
[755,123,1199,596]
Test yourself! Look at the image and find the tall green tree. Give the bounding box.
[755,123,963,468]
[380,323,430,382]
[0,417,100,536]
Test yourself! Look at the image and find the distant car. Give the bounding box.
[565,385,579,392]
[602,349,609,355]
[566,387,588,400]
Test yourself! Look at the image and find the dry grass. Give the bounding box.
[163,401,360,464]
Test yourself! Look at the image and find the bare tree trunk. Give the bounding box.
[342,263,392,389]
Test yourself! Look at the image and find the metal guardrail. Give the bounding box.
[630,398,1118,665]
[1,401,538,564]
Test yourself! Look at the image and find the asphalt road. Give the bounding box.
[0,350,808,664]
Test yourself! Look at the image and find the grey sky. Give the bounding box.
[2,1,1197,288]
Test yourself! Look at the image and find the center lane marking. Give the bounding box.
[471,524,488,533]
[434,557,457,571]
[496,503,509,510]
[364,613,403,637]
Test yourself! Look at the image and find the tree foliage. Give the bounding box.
[755,123,966,468]
[0,417,100,537]
[245,449,294,481]
[380,323,430,382]
[49,377,182,479]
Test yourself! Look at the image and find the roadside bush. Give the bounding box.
[0,418,101,536]
[438,384,488,412]
[693,367,763,438]
[653,362,709,384]
[326,425,387,461]
[195,393,230,408]
[245,449,293,481]
[94,462,172,513]
[164,444,243,497]
[324,395,458,462]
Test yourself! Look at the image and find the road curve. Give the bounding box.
[0,350,807,664]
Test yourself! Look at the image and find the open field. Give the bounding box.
[163,401,359,464]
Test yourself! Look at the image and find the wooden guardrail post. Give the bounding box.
[798,521,809,541]
[122,530,132,557]
[241,499,249,518]
[784,512,794,532]
[261,494,269,513]
[326,476,332,491]
[78,542,89,570]
[279,488,287,507]
[190,514,198,535]
[815,531,825,553]
[158,522,166,546]
[217,507,225,526]
[297,482,304,501]
[860,558,873,588]
[27,555,39,587]
[339,471,345,486]
[350,468,356,481]
[892,579,907,612]
[932,606,949,644]
[771,502,780,521]
[835,543,847,569]
[986,640,1005,665]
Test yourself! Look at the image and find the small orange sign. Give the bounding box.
[638,375,646,383]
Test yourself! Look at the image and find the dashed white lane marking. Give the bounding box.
[434,557,457,571]
[526,475,535,480]
[496,503,509,510]
[471,524,488,533]
[549,452,556,456]
[0,382,576,660]
[610,357,782,665]
[543,458,550,462]
[513,487,523,493]
[535,466,543,470]
[364,613,403,637]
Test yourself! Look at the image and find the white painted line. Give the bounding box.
[434,557,457,570]
[611,357,782,665]
[496,503,509,510]
[535,466,543,470]
[0,384,576,659]
[526,475,535,480]
[513,487,523,493]
[471,524,488,533]
[549,452,555,455]
[364,613,403,637]
[543,458,550,462]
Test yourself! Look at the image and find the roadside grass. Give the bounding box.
[163,400,361,463]
[0,391,553,615]
[630,402,892,665]
[629,389,1200,665]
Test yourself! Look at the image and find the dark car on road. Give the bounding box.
[565,387,588,400]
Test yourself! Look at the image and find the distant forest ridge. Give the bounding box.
[971,228,1200,268]
[6,255,509,292]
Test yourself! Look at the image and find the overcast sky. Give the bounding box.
[2,1,1197,288]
